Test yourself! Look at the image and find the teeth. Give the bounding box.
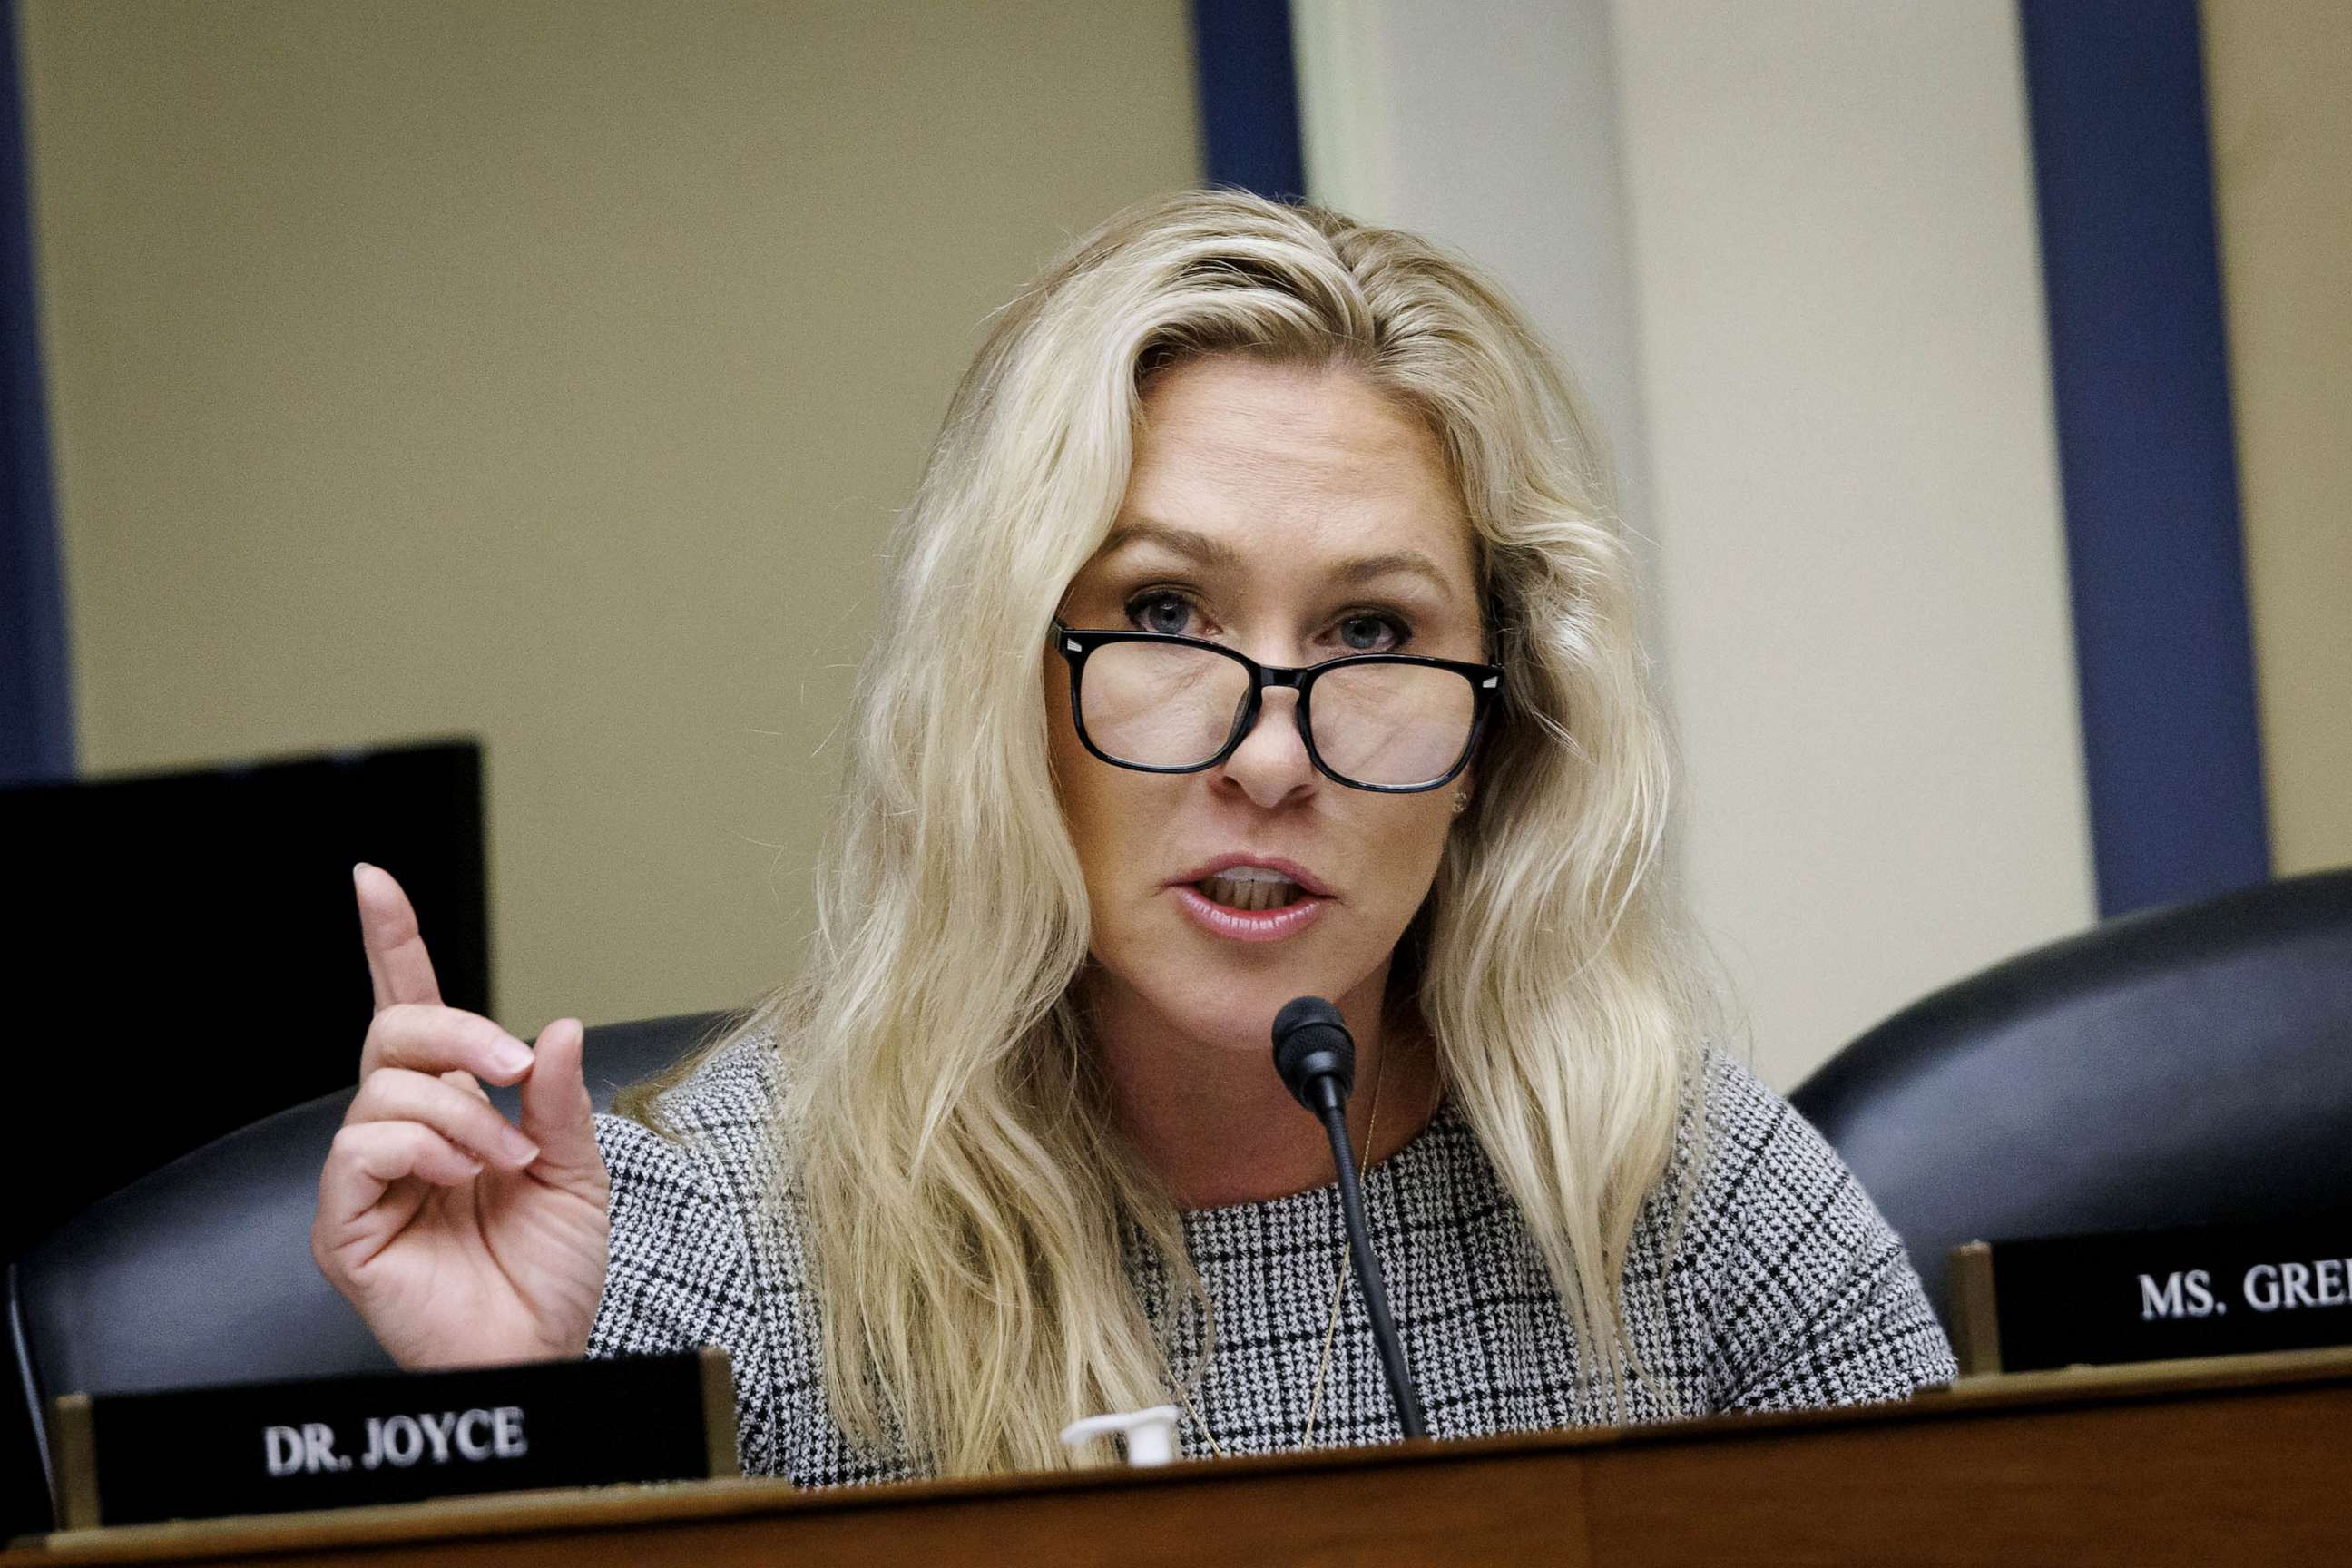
[1199,871,1305,911]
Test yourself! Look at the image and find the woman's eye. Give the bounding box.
[1337,612,1407,652]
[1126,592,1197,637]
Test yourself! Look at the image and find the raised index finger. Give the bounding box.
[355,864,443,1014]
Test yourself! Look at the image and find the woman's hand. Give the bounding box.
[312,865,612,1366]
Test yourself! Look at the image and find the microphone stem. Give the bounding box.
[1316,1099,1427,1440]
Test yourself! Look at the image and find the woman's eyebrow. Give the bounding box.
[1096,519,1243,570]
[1100,521,1463,603]
[1330,550,1459,600]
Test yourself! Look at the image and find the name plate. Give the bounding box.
[1951,1217,2352,1375]
[51,1348,735,1530]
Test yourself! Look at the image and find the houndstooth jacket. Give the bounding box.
[587,1027,1956,1484]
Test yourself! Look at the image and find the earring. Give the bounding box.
[1451,791,1469,816]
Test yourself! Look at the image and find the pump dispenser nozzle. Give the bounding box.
[1058,1405,1182,1467]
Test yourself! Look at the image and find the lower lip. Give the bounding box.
[1171,885,1331,944]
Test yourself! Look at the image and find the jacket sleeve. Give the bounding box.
[1690,1050,1959,1413]
[587,1112,779,1476]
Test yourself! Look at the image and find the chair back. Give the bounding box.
[6,1010,737,1525]
[1790,868,2352,1326]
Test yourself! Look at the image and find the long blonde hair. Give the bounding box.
[627,189,1704,1473]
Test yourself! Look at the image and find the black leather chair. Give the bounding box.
[1790,867,2352,1328]
[5,1010,734,1525]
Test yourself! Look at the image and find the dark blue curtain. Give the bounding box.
[0,0,71,784]
[1191,0,1306,201]
[2019,0,2269,916]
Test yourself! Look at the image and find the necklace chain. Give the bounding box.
[1171,1048,1387,1461]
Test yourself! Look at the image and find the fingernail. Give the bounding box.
[491,1037,534,1075]
[352,863,371,883]
[504,1130,542,1166]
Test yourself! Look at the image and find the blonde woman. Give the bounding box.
[314,190,1955,1484]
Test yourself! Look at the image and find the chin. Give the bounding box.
[1179,985,1312,1049]
[1137,948,1384,1048]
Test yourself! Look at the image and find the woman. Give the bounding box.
[314,190,1955,1485]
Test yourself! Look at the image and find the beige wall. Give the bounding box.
[21,0,1200,1032]
[2202,0,2352,878]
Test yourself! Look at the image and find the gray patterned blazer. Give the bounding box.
[587,1028,1956,1484]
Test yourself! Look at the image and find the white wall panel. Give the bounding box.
[1300,0,2097,1085]
[1607,0,2093,1083]
[1295,0,1657,609]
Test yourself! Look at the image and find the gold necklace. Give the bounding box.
[1172,1046,1387,1460]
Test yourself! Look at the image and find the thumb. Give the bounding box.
[516,1018,601,1184]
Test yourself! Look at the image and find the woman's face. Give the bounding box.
[1049,354,1485,1054]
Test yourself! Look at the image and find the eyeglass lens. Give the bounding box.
[1079,642,1475,788]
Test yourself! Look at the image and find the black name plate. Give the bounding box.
[53,1348,734,1530]
[1952,1216,2352,1375]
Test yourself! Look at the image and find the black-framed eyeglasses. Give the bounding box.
[1051,620,1504,793]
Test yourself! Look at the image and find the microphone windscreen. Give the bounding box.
[1272,994,1345,1043]
[1271,995,1355,1107]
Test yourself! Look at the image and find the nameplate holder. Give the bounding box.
[1950,1215,2352,1376]
[51,1348,736,1531]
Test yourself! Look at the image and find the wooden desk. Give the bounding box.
[10,1348,2348,1566]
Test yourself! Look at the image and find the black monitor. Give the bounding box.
[0,738,490,1537]
[0,738,491,1266]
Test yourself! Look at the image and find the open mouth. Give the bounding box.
[1195,868,1308,912]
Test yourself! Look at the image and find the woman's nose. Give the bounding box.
[1217,686,1318,808]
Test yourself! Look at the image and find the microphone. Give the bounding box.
[1270,996,1427,1441]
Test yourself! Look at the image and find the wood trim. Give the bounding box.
[11,1348,2349,1566]
[48,1396,98,1534]
[1948,1240,2003,1376]
[696,1348,737,1481]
